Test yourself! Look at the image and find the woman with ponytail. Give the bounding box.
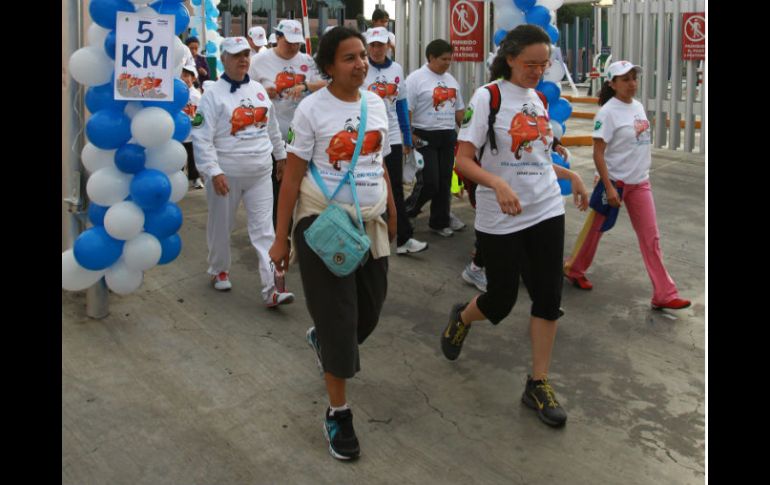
[440,25,588,428]
[563,61,691,311]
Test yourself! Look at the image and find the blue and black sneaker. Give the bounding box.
[323,408,360,460]
[306,327,323,376]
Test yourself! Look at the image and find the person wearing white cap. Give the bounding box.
[564,60,692,311]
[268,33,277,48]
[191,36,295,308]
[364,27,427,256]
[371,8,396,59]
[180,62,204,189]
[249,18,327,226]
[247,25,268,57]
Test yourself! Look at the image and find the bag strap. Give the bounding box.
[477,82,502,162]
[309,94,368,231]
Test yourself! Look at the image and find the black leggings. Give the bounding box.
[183,142,200,181]
[405,129,457,230]
[476,215,565,323]
[384,144,413,246]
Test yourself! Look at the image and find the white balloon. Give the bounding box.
[174,36,187,66]
[495,6,526,32]
[169,170,190,203]
[105,259,144,295]
[81,143,116,174]
[68,46,114,87]
[135,6,157,16]
[145,140,187,174]
[124,101,144,119]
[104,201,145,240]
[543,58,566,83]
[86,166,132,206]
[550,120,564,140]
[87,24,110,48]
[123,233,162,271]
[539,0,565,10]
[131,107,175,148]
[173,63,184,78]
[62,249,106,291]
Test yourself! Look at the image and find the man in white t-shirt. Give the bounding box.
[371,8,396,59]
[249,19,328,226]
[247,26,268,57]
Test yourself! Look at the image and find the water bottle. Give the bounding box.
[275,269,286,293]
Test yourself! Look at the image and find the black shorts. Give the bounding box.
[293,216,389,379]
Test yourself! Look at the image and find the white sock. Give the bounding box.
[470,262,482,272]
[329,403,350,416]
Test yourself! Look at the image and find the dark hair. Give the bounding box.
[314,27,367,80]
[425,39,452,62]
[185,36,200,46]
[598,81,615,106]
[372,9,389,22]
[489,25,551,82]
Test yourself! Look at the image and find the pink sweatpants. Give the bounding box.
[564,180,679,305]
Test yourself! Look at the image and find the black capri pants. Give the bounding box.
[476,215,565,323]
[293,215,389,379]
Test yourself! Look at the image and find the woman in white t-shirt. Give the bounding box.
[563,61,691,311]
[268,27,397,462]
[441,25,589,429]
[403,39,466,237]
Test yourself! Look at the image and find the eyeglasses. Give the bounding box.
[517,60,552,72]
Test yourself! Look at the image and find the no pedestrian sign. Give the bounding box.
[682,12,705,61]
[450,0,484,62]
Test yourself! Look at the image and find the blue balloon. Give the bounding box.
[190,28,199,37]
[149,1,190,35]
[86,109,132,150]
[88,203,109,226]
[172,110,192,142]
[205,17,218,31]
[546,24,560,44]
[206,41,217,53]
[514,0,536,11]
[158,233,182,264]
[142,78,189,113]
[103,30,117,59]
[560,121,566,135]
[192,0,201,5]
[549,98,573,123]
[85,78,127,113]
[144,202,183,239]
[551,153,572,195]
[73,226,125,271]
[551,152,566,167]
[525,6,551,28]
[130,169,172,210]
[89,0,136,30]
[494,29,508,47]
[115,144,146,174]
[539,81,561,105]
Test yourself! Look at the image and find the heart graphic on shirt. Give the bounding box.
[325,117,382,170]
[507,103,552,159]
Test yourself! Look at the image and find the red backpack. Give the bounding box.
[456,84,548,208]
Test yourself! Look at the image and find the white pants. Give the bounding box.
[205,174,275,300]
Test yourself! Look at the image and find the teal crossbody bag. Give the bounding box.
[303,96,371,277]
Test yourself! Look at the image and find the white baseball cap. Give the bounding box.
[268,33,277,45]
[182,62,197,78]
[221,37,251,55]
[607,60,642,79]
[274,19,304,44]
[323,25,336,35]
[366,27,390,45]
[248,26,268,47]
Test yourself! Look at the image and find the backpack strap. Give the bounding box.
[479,82,502,160]
[535,90,549,111]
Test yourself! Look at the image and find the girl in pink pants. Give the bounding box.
[563,61,690,310]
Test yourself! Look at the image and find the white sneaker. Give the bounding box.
[212,271,232,291]
[396,238,428,255]
[193,178,204,189]
[449,212,466,231]
[431,227,454,238]
[461,263,487,292]
[266,290,295,308]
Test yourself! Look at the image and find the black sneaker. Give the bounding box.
[441,303,470,361]
[323,408,360,460]
[521,376,568,427]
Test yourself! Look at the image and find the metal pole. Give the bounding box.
[247,0,253,30]
[201,0,208,52]
[422,0,433,51]
[301,0,312,54]
[573,16,579,82]
[409,0,421,74]
[395,0,406,67]
[438,0,448,40]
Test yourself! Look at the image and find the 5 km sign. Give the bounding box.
[450,0,484,62]
[115,12,175,101]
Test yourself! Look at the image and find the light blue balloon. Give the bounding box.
[89,0,135,30]
[85,77,127,113]
[130,169,172,210]
[172,110,192,142]
[205,17,218,31]
[525,6,551,28]
[86,109,132,150]
[514,0,536,11]
[206,41,217,53]
[158,233,182,264]
[192,0,201,5]
[142,78,190,113]
[73,226,125,271]
[143,202,183,239]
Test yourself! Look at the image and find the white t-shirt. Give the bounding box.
[248,48,322,139]
[286,88,390,207]
[182,85,202,143]
[458,80,564,235]
[364,59,407,147]
[592,97,652,184]
[405,64,465,130]
[191,79,287,179]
